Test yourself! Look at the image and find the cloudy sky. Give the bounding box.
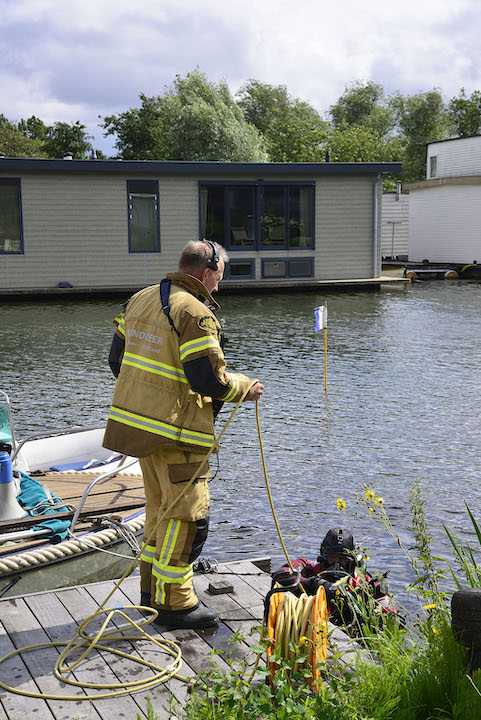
[1,0,480,155]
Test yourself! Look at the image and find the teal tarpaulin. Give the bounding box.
[18,471,71,542]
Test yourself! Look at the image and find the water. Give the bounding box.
[2,280,481,608]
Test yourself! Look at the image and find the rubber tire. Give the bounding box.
[452,589,481,670]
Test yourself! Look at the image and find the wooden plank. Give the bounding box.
[194,575,256,621]
[83,580,194,720]
[25,589,145,720]
[0,621,56,720]
[0,596,103,720]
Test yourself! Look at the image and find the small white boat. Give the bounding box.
[0,391,145,599]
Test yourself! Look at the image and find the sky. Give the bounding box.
[1,0,481,156]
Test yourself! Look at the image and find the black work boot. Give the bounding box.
[140,591,151,607]
[152,602,219,630]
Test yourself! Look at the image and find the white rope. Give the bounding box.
[0,515,145,574]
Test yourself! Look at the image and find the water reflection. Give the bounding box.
[2,281,481,605]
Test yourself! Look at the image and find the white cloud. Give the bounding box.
[1,0,480,154]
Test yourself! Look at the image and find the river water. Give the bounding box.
[2,279,481,609]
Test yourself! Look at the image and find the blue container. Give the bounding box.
[0,450,13,485]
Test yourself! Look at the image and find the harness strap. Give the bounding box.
[160,280,180,337]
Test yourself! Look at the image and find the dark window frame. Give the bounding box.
[261,256,314,279]
[224,257,256,280]
[127,179,161,254]
[0,178,24,255]
[199,181,315,252]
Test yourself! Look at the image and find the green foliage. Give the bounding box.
[325,125,404,164]
[17,115,48,141]
[40,120,93,159]
[0,123,47,158]
[448,88,481,137]
[390,89,450,181]
[330,80,395,138]
[237,80,328,161]
[444,503,481,588]
[102,69,268,162]
[1,114,93,159]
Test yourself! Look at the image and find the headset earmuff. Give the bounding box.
[202,239,219,271]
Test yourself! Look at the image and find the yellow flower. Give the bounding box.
[289,534,298,538]
[337,498,346,511]
[299,636,308,646]
[423,603,438,610]
[432,627,439,635]
[375,497,384,507]
[365,489,375,501]
[369,507,375,514]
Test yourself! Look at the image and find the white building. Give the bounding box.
[381,187,409,260]
[406,136,481,264]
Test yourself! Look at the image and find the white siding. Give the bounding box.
[381,193,409,258]
[427,136,481,178]
[408,184,481,263]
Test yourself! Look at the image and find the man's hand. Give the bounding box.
[248,382,264,401]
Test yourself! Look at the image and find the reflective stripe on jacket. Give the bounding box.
[103,272,253,457]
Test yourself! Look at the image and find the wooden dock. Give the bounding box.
[0,559,371,720]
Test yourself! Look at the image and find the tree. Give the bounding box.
[17,115,48,142]
[324,125,404,164]
[448,88,481,137]
[41,121,93,159]
[0,123,47,158]
[390,89,449,181]
[330,80,395,138]
[237,80,328,161]
[102,69,268,161]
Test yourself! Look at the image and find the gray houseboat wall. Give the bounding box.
[0,159,401,294]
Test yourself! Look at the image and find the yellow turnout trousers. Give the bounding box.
[139,448,210,611]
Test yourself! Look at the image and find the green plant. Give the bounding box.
[444,502,481,589]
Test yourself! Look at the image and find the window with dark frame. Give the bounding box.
[224,258,255,280]
[261,257,314,279]
[0,179,23,254]
[200,182,314,251]
[127,180,160,253]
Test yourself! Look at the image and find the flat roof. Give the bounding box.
[0,157,402,175]
[428,134,481,147]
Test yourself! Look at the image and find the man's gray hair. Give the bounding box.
[178,240,229,273]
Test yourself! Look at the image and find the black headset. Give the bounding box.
[201,238,219,271]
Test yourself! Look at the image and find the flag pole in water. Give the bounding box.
[314,303,328,391]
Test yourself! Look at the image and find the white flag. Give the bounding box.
[314,304,328,332]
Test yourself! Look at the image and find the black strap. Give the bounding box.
[160,279,180,337]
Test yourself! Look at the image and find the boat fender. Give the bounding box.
[0,450,28,521]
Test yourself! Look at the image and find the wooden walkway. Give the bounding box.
[0,559,371,720]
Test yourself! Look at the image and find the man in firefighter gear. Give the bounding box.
[104,240,264,629]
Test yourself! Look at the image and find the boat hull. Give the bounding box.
[0,526,143,599]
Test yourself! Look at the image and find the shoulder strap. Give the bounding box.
[160,279,180,337]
